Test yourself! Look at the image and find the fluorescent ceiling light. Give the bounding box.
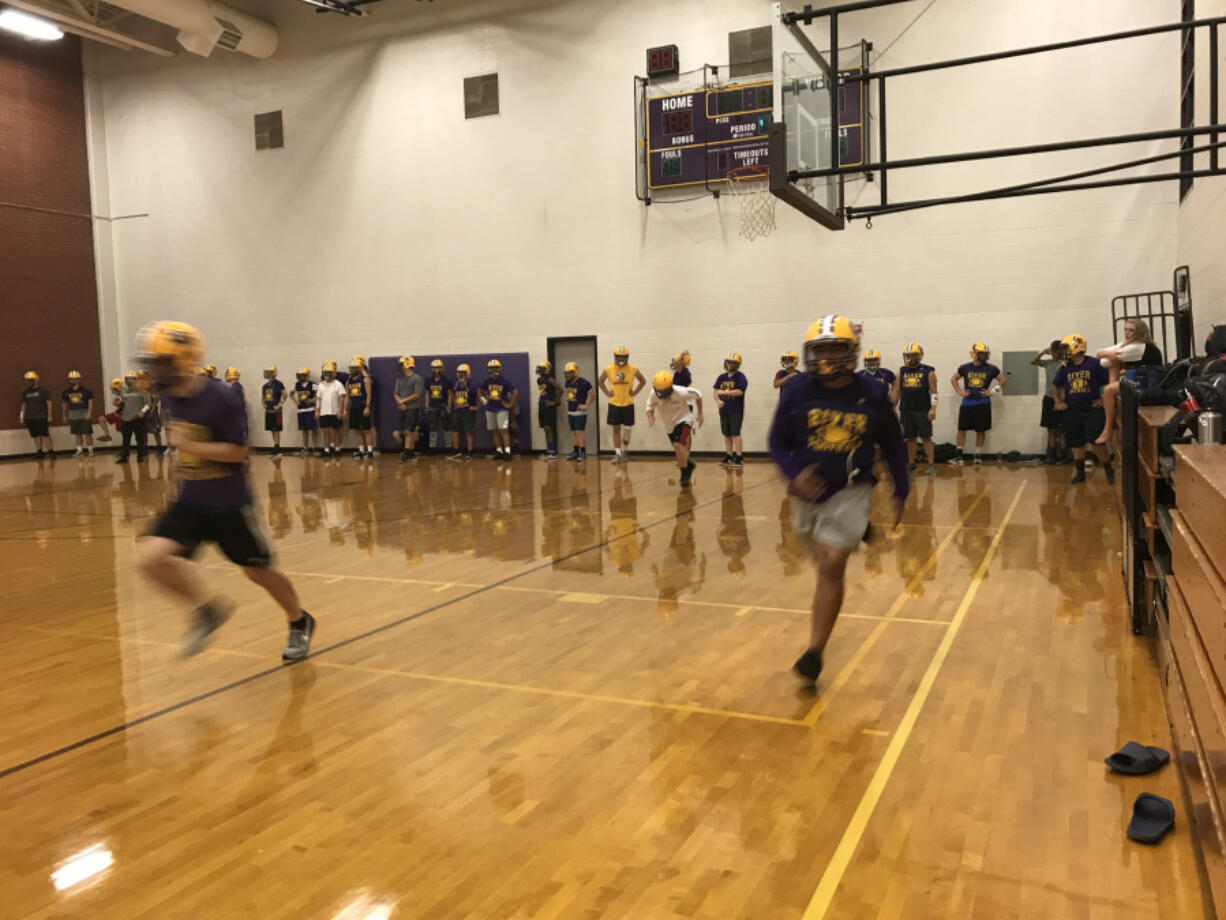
[0,9,64,40]
[51,845,113,891]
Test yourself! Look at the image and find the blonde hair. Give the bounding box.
[1125,318,1153,344]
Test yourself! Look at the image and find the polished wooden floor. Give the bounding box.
[0,451,1206,919]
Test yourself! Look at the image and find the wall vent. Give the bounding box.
[254,110,284,150]
[464,73,499,119]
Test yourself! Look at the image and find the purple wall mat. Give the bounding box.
[369,353,532,452]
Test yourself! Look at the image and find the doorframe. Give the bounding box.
[547,335,600,456]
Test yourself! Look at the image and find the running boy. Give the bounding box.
[951,342,1004,465]
[134,320,316,662]
[645,369,704,488]
[1052,333,1114,484]
[261,365,287,458]
[316,359,346,457]
[62,371,95,457]
[479,359,517,460]
[19,371,53,458]
[769,315,909,685]
[346,355,374,460]
[536,360,562,459]
[292,367,319,456]
[891,344,938,475]
[598,346,646,464]
[713,352,748,467]
[394,356,423,463]
[448,363,478,459]
[564,362,595,462]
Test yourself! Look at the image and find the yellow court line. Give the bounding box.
[801,488,990,727]
[800,481,1027,920]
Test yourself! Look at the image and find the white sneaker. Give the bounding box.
[73,447,83,457]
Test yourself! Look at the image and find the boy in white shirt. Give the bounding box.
[315,359,347,458]
[645,369,704,489]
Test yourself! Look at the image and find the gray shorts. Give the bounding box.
[790,483,874,552]
[485,410,509,431]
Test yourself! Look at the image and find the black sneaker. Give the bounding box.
[282,611,316,662]
[400,451,410,463]
[115,454,128,464]
[733,456,743,467]
[1104,462,1115,485]
[908,462,917,472]
[180,600,233,657]
[720,454,732,466]
[679,459,695,487]
[447,451,463,461]
[793,648,823,684]
[1070,468,1086,484]
[489,452,500,460]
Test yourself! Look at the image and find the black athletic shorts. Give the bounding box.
[319,414,342,429]
[607,404,635,427]
[568,413,588,431]
[348,406,371,431]
[150,502,272,568]
[69,418,92,435]
[1040,395,1065,429]
[398,408,420,432]
[264,409,283,432]
[25,418,49,438]
[450,410,476,434]
[1063,406,1105,448]
[426,406,448,428]
[719,414,743,437]
[668,422,692,446]
[958,402,992,433]
[538,406,557,430]
[900,409,932,439]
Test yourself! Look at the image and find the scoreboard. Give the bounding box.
[645,72,867,190]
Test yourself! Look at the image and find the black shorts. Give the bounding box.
[719,414,743,437]
[149,502,272,568]
[958,402,992,433]
[25,418,49,438]
[568,413,588,431]
[1063,406,1105,448]
[1040,395,1065,429]
[900,409,932,439]
[538,406,557,429]
[69,418,92,435]
[348,406,371,430]
[426,406,448,427]
[398,408,420,431]
[319,414,342,430]
[264,410,283,432]
[668,422,693,446]
[450,411,476,434]
[607,404,635,427]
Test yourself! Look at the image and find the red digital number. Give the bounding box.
[648,49,661,72]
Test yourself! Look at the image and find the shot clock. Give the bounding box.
[646,44,679,78]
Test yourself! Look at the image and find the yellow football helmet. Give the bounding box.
[322,359,338,379]
[23,370,38,385]
[67,370,82,382]
[970,341,990,361]
[1061,333,1088,357]
[351,354,367,369]
[124,369,139,382]
[537,360,552,376]
[781,350,799,369]
[863,349,882,372]
[903,343,924,367]
[487,359,502,373]
[613,345,630,366]
[564,362,579,381]
[398,356,415,371]
[456,363,471,377]
[296,366,310,382]
[670,350,691,371]
[205,364,218,378]
[652,369,674,395]
[135,321,206,382]
[225,366,241,383]
[264,365,277,380]
[109,377,123,392]
[724,352,742,373]
[430,359,444,371]
[803,315,860,380]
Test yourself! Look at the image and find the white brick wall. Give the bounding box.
[70,0,1187,458]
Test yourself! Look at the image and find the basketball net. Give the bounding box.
[727,166,776,241]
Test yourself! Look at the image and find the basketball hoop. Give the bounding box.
[726,165,776,241]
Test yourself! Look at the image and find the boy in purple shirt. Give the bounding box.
[769,315,909,686]
[713,352,748,467]
[1052,333,1113,484]
[479,360,517,460]
[135,321,316,662]
[950,342,1004,465]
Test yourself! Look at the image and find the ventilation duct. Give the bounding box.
[104,0,277,58]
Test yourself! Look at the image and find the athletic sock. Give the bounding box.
[547,441,555,453]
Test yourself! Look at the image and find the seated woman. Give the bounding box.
[1094,318,1163,445]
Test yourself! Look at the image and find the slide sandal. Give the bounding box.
[1105,742,1170,776]
[1127,793,1175,844]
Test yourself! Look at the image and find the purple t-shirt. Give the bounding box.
[566,377,593,412]
[162,378,252,508]
[768,373,909,502]
[1053,357,1109,410]
[480,377,514,411]
[859,368,896,388]
[452,380,478,411]
[427,376,452,408]
[673,367,692,387]
[897,364,935,412]
[714,372,748,416]
[62,386,94,417]
[956,362,1001,406]
[261,379,285,410]
[293,380,316,412]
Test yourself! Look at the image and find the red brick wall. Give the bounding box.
[0,32,102,427]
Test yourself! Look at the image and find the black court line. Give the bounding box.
[0,477,772,781]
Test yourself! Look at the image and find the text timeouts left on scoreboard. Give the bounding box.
[646,81,772,190]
